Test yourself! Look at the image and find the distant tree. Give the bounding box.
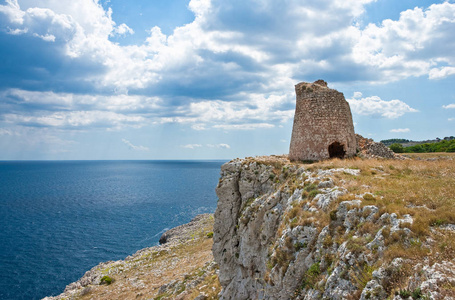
[447,144,455,153]
[403,139,455,153]
[380,139,410,146]
[389,143,404,153]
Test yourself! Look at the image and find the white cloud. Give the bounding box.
[191,124,206,131]
[213,123,275,130]
[1,0,455,135]
[429,67,455,80]
[449,118,454,121]
[353,92,363,99]
[112,23,134,36]
[121,139,149,151]
[0,128,14,136]
[181,144,202,149]
[182,143,230,149]
[390,128,410,133]
[352,2,455,81]
[347,96,418,118]
[207,143,230,149]
[443,104,455,109]
[1,0,455,95]
[4,111,147,129]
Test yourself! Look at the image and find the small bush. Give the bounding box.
[206,232,214,238]
[100,275,114,285]
[302,262,320,289]
[412,287,423,299]
[390,143,404,153]
[398,289,411,298]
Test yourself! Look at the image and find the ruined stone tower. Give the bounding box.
[289,80,356,161]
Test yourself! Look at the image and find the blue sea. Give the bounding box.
[0,160,225,300]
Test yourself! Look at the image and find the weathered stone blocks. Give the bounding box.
[289,80,356,161]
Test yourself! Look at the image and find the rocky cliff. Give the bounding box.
[43,154,455,300]
[213,155,455,299]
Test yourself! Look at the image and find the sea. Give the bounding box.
[0,160,225,300]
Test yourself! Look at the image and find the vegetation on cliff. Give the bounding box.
[43,214,220,300]
[213,153,455,299]
[44,153,455,300]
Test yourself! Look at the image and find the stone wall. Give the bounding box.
[289,80,356,161]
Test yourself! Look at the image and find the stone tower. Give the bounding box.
[289,80,356,161]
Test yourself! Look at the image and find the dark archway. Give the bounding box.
[328,141,346,158]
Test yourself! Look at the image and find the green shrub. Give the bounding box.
[206,232,214,238]
[302,262,321,289]
[390,143,404,153]
[398,289,411,298]
[100,275,114,285]
[308,189,320,199]
[412,287,423,299]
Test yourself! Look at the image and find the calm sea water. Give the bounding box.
[0,160,224,300]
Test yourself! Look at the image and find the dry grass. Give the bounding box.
[76,217,217,300]
[315,157,455,262]
[402,152,455,160]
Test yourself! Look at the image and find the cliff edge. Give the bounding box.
[213,155,455,299]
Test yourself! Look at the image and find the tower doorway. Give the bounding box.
[328,141,346,158]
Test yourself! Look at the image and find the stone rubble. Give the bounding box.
[356,134,404,159]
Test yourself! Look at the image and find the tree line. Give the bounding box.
[389,139,455,153]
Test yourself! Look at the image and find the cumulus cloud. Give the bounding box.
[449,118,454,121]
[352,2,455,81]
[347,96,418,119]
[1,0,454,134]
[390,128,410,133]
[353,92,363,99]
[112,23,134,36]
[429,67,455,80]
[443,104,455,109]
[2,0,455,94]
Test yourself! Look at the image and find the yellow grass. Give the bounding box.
[314,157,455,262]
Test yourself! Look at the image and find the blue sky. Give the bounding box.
[0,0,454,160]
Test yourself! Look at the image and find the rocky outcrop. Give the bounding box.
[212,156,454,300]
[43,214,219,300]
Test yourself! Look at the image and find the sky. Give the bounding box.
[0,0,454,160]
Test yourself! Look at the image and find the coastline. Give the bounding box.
[43,214,220,300]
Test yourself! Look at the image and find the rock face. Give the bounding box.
[212,156,454,300]
[289,80,356,161]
